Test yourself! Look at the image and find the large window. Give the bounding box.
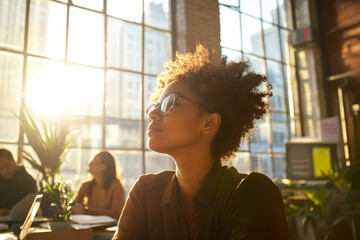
[0,0,173,194]
[219,0,297,178]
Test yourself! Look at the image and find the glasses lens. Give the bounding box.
[161,94,176,115]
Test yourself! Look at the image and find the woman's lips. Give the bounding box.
[147,125,162,135]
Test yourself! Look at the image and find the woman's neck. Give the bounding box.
[174,148,215,201]
[93,174,105,187]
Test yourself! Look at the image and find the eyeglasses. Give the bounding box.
[146,92,212,116]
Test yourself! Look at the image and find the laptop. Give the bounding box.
[0,194,37,222]
[0,194,43,240]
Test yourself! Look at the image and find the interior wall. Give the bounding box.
[320,0,360,162]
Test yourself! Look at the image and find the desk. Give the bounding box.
[27,228,92,240]
[0,221,116,240]
[25,225,116,240]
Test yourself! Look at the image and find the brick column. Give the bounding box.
[174,0,221,59]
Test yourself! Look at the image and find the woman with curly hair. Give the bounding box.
[112,45,288,239]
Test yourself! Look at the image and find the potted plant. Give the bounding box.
[44,179,75,230]
[15,104,74,190]
[284,167,360,240]
[14,104,75,216]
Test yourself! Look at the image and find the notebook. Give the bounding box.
[0,194,43,240]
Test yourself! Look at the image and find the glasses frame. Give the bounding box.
[146,92,213,116]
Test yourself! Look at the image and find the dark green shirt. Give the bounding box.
[0,166,37,209]
[113,161,288,239]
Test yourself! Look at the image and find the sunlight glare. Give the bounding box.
[26,64,103,118]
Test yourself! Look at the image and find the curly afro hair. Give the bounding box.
[151,45,272,162]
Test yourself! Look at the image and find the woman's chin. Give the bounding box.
[147,140,168,154]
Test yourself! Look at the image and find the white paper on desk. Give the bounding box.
[0,223,8,230]
[71,214,116,225]
[72,223,108,229]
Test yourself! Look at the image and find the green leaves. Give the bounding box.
[44,179,75,222]
[284,166,360,239]
[14,104,74,190]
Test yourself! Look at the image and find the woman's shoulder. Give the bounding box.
[220,167,273,187]
[79,180,93,187]
[137,171,175,187]
[225,172,288,237]
[231,172,283,209]
[76,180,93,193]
[111,178,123,186]
[129,171,175,196]
[238,172,278,190]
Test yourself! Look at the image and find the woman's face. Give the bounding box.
[147,81,208,155]
[88,155,105,175]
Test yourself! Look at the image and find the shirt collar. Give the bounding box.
[160,161,222,208]
[160,173,178,208]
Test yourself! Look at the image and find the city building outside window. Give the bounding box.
[219,0,297,178]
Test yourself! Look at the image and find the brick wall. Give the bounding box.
[174,0,221,58]
[321,0,360,76]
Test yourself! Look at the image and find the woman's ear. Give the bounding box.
[202,113,221,135]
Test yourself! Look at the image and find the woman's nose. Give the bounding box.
[147,105,161,121]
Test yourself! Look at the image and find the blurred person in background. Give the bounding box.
[72,151,125,219]
[0,148,37,216]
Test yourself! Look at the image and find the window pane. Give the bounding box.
[280,29,291,64]
[105,119,141,149]
[241,15,263,56]
[261,0,278,24]
[145,0,170,30]
[271,112,288,153]
[145,76,157,109]
[107,0,142,23]
[241,0,260,18]
[279,0,293,29]
[144,27,172,75]
[245,54,265,74]
[70,120,103,148]
[106,70,142,119]
[0,52,22,141]
[221,48,242,62]
[274,155,286,178]
[28,0,66,59]
[72,0,103,11]
[68,7,104,67]
[219,0,238,7]
[239,140,248,151]
[0,145,18,160]
[144,76,157,148]
[22,146,41,180]
[250,118,269,153]
[66,64,104,116]
[107,17,142,72]
[113,150,143,196]
[220,5,241,50]
[263,23,281,61]
[0,0,26,50]
[25,57,67,116]
[231,152,250,173]
[145,151,174,174]
[144,120,150,149]
[266,60,285,111]
[251,153,273,178]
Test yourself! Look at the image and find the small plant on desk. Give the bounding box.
[44,179,75,230]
